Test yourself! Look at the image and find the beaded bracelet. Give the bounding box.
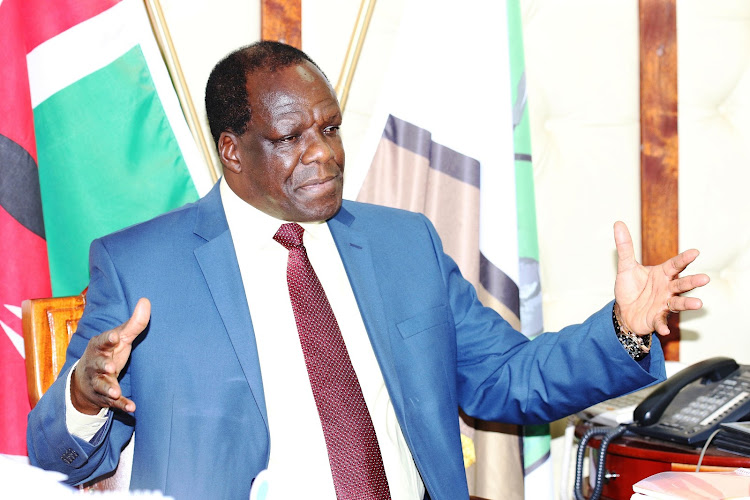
[612,305,652,361]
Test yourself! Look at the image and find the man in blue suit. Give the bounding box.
[27,42,709,499]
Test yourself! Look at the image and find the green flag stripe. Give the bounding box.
[506,0,551,488]
[507,0,539,263]
[35,46,199,296]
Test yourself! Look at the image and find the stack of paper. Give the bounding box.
[631,468,750,499]
[716,422,750,458]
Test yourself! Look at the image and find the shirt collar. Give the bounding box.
[220,177,327,249]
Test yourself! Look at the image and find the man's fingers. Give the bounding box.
[670,273,711,294]
[71,298,150,414]
[71,366,128,415]
[654,318,671,336]
[614,221,636,272]
[118,298,151,345]
[665,248,701,276]
[93,355,117,375]
[89,298,151,352]
[110,396,136,413]
[683,296,704,311]
[91,373,120,400]
[90,375,135,412]
[89,328,119,352]
[668,296,704,312]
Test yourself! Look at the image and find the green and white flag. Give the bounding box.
[506,0,553,496]
[1,0,212,454]
[28,0,213,296]
[354,0,551,498]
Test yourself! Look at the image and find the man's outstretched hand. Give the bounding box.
[613,221,710,337]
[70,298,151,415]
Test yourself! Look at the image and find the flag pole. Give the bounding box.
[335,0,377,113]
[142,0,220,183]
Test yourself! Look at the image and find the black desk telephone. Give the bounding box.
[630,357,750,445]
[574,358,750,500]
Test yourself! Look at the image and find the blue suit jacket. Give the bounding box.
[28,183,664,499]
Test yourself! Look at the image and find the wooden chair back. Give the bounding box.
[22,292,86,408]
[21,290,134,491]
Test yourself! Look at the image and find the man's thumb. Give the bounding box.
[121,297,151,343]
[614,221,636,272]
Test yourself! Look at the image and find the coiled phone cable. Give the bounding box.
[573,424,628,500]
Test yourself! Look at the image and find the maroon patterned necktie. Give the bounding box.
[274,223,391,500]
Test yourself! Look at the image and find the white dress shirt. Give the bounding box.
[67,178,424,499]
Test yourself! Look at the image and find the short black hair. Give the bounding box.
[204,41,325,146]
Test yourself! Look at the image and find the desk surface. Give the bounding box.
[576,423,750,500]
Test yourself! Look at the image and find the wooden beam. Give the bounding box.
[261,0,301,48]
[639,0,679,360]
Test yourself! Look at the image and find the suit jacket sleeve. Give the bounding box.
[423,212,666,424]
[27,238,136,485]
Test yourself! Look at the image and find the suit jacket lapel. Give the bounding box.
[328,207,405,413]
[187,193,406,438]
[192,184,269,428]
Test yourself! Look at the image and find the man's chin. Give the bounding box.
[290,198,342,223]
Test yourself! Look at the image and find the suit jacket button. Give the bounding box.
[61,448,79,464]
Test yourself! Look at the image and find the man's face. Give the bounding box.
[220,61,345,222]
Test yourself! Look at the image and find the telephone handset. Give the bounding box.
[631,356,750,445]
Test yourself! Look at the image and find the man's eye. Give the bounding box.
[324,126,340,136]
[276,135,298,144]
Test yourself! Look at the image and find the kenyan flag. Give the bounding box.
[0,0,212,455]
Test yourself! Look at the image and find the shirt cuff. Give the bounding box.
[65,360,109,441]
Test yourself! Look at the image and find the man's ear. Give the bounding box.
[218,132,241,174]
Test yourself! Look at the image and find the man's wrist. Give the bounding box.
[612,303,652,361]
[66,362,109,441]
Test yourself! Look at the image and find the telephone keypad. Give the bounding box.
[630,360,750,446]
[666,378,750,433]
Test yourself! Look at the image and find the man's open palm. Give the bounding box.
[613,222,709,336]
[71,298,151,415]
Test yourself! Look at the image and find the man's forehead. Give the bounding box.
[246,61,326,92]
[247,63,337,112]
[269,97,339,117]
[294,64,317,82]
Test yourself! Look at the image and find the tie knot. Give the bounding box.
[273,222,305,249]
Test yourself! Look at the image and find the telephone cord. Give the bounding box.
[573,424,628,500]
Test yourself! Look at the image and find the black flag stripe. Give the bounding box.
[0,133,45,238]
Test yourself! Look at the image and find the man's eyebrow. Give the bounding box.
[322,109,342,122]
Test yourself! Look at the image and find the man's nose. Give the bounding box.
[301,130,335,164]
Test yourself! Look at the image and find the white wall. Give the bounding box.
[677,0,750,365]
[160,0,260,175]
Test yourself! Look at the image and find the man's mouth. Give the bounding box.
[298,175,340,194]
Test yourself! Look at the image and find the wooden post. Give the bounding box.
[639,0,679,360]
[261,0,301,48]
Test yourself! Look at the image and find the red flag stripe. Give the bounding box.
[0,1,36,160]
[16,0,121,52]
[0,205,50,307]
[0,0,120,157]
[0,205,50,455]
